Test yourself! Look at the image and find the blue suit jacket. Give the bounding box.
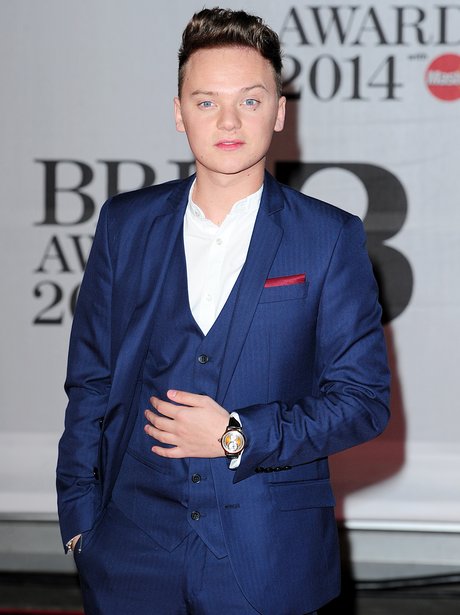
[57,172,390,613]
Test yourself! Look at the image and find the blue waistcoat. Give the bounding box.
[112,228,240,557]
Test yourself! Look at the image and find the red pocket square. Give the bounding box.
[264,273,306,288]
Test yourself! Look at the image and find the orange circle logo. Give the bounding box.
[425,54,460,101]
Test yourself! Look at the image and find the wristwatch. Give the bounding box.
[221,414,245,459]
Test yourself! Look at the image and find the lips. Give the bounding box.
[215,140,244,151]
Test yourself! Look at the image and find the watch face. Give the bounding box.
[222,429,245,454]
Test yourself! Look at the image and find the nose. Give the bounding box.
[217,105,242,131]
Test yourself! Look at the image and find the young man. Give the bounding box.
[57,8,390,615]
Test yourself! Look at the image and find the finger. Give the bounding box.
[144,409,174,428]
[152,444,184,458]
[149,396,170,413]
[147,400,179,420]
[144,409,157,424]
[144,416,177,436]
[166,389,208,407]
[145,425,177,446]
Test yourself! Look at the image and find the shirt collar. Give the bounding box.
[187,180,263,223]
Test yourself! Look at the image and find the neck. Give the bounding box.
[192,167,264,225]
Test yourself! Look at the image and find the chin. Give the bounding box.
[215,159,264,177]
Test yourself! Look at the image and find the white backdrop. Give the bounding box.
[1,0,460,533]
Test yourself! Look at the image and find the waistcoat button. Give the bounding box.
[197,354,209,364]
[191,473,201,484]
[191,511,201,521]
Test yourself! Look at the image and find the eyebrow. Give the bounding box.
[190,84,269,97]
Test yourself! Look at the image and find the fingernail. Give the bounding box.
[168,389,177,399]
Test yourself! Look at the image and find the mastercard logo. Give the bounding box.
[425,54,460,101]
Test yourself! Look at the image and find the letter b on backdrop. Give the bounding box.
[276,161,413,324]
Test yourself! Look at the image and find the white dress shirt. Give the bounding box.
[183,182,263,335]
[183,182,262,469]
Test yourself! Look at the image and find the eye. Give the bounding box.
[243,98,259,108]
[198,100,214,108]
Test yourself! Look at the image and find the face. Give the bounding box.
[174,46,285,183]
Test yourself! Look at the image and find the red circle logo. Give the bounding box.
[425,54,460,101]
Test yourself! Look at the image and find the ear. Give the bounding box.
[174,97,186,133]
[274,96,286,133]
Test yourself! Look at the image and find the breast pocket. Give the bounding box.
[259,279,309,304]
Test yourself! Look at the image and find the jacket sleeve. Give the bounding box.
[234,215,390,482]
[56,201,113,545]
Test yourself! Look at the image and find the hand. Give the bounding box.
[144,390,229,458]
[69,534,82,551]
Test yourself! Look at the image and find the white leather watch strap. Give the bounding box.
[228,412,243,469]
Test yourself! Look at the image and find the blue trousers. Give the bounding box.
[75,500,317,615]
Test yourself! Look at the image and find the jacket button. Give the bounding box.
[197,354,209,364]
[191,511,201,521]
[191,473,201,484]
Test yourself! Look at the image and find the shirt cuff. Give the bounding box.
[228,412,243,469]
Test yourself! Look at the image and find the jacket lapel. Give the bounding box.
[112,177,192,375]
[216,173,285,405]
[102,177,193,503]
